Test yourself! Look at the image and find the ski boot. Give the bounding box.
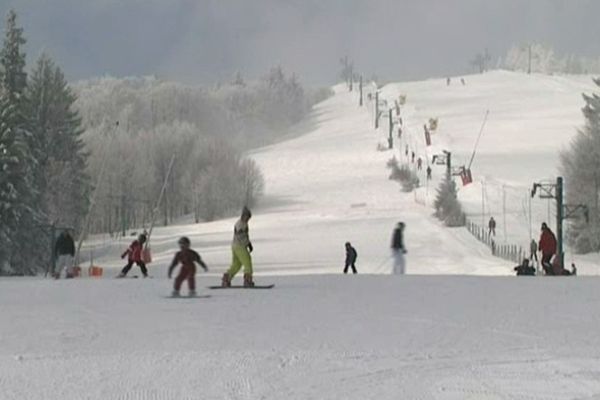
[188,290,197,297]
[116,273,126,279]
[221,273,231,288]
[171,290,180,298]
[243,273,255,288]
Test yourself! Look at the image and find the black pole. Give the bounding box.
[388,110,393,149]
[359,76,363,107]
[556,176,564,268]
[375,91,379,129]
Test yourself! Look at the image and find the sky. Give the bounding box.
[1,0,600,85]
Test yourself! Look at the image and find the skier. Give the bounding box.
[529,239,538,265]
[391,222,407,274]
[417,157,423,171]
[514,259,535,276]
[118,234,149,278]
[54,230,75,279]
[488,217,496,236]
[538,222,557,274]
[343,242,358,274]
[411,151,416,164]
[446,77,451,86]
[426,165,432,180]
[405,145,409,157]
[222,207,254,287]
[168,237,208,297]
[461,78,466,86]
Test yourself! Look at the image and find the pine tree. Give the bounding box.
[0,87,33,273]
[0,10,26,100]
[434,176,465,227]
[0,10,38,274]
[25,54,90,230]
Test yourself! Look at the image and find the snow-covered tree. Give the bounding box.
[561,79,600,252]
[0,10,38,274]
[434,176,465,227]
[0,10,26,100]
[25,54,90,230]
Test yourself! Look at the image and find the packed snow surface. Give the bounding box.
[3,275,600,399]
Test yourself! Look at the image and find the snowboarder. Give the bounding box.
[391,222,407,274]
[538,222,557,274]
[426,165,432,180]
[343,242,358,274]
[54,230,75,279]
[118,234,149,278]
[488,217,496,236]
[168,237,208,297]
[514,259,535,276]
[417,157,423,171]
[222,207,254,287]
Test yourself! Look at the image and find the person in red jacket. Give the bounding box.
[118,234,148,278]
[168,237,208,297]
[538,222,557,274]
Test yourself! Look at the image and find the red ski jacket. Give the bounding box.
[122,240,143,262]
[538,229,557,255]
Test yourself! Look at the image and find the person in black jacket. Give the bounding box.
[391,222,407,274]
[344,242,358,274]
[54,230,75,279]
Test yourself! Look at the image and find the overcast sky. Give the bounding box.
[1,0,600,85]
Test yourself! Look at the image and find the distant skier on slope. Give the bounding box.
[54,230,75,279]
[118,234,149,278]
[391,222,407,274]
[222,207,255,287]
[529,239,538,266]
[417,157,423,171]
[343,242,358,274]
[538,222,557,274]
[168,237,208,297]
[488,217,496,236]
[426,166,432,180]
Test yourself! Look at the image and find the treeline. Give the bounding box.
[0,11,88,274]
[0,9,332,274]
[75,67,330,236]
[503,43,600,75]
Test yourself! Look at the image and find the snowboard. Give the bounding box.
[209,284,275,290]
[165,294,212,299]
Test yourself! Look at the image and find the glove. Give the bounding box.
[248,243,254,253]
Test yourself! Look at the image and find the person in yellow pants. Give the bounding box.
[222,207,254,287]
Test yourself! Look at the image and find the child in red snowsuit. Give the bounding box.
[119,234,148,278]
[168,237,208,297]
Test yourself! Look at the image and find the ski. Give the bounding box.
[209,284,275,290]
[164,295,212,299]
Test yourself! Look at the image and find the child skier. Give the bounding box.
[118,234,148,278]
[344,242,358,274]
[222,207,255,287]
[168,237,208,297]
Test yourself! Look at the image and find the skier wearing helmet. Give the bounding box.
[168,236,208,297]
[222,207,254,287]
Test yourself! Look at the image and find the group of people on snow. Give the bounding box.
[342,222,407,275]
[514,222,576,277]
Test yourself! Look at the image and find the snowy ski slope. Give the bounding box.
[4,71,600,400]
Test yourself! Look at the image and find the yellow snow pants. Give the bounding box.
[227,245,253,277]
